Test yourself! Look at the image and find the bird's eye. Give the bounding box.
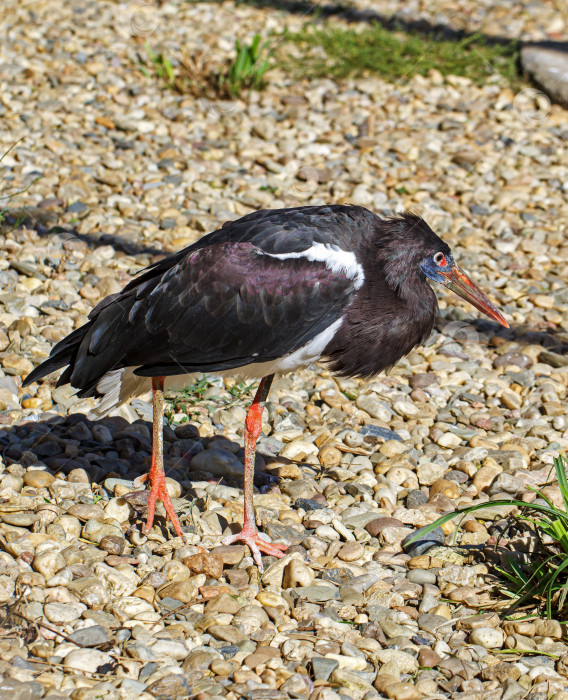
[433,252,447,267]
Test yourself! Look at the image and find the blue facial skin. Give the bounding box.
[420,251,455,285]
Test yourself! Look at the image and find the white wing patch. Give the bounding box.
[225,318,343,378]
[258,243,365,290]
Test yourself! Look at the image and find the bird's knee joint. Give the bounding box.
[245,405,264,439]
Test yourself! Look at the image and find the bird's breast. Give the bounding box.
[322,286,437,379]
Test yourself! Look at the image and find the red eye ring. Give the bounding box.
[434,252,447,267]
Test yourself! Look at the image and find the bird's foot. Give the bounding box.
[222,522,287,571]
[133,470,185,541]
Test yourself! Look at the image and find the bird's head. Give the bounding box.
[376,213,509,328]
[420,243,509,328]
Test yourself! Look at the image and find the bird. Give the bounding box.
[24,205,508,570]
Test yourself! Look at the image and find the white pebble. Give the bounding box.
[315,525,341,541]
[468,627,505,649]
[64,649,113,673]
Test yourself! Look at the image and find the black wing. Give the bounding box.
[25,206,369,395]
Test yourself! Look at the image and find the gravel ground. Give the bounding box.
[2,1,568,699]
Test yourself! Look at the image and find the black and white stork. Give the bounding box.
[25,205,508,569]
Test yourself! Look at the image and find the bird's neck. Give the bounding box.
[322,264,437,379]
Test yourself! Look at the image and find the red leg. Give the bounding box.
[222,374,287,570]
[133,376,185,540]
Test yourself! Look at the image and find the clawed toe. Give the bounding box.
[136,471,185,541]
[223,526,287,571]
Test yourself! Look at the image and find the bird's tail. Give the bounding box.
[22,324,92,389]
[23,325,149,419]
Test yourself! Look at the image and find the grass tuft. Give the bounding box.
[220,34,273,96]
[142,44,177,90]
[286,23,520,87]
[141,34,273,98]
[410,454,568,619]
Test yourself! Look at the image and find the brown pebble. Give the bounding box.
[448,586,479,605]
[303,519,324,529]
[211,545,246,566]
[410,388,429,403]
[199,584,238,600]
[225,569,249,588]
[210,659,237,677]
[132,585,155,604]
[141,571,168,588]
[105,554,138,567]
[418,648,442,668]
[23,471,54,488]
[244,646,280,670]
[396,605,419,620]
[264,460,302,479]
[365,517,404,537]
[429,479,459,499]
[407,555,432,569]
[480,662,521,682]
[158,580,198,604]
[146,675,192,698]
[233,669,262,684]
[99,535,127,555]
[337,541,365,562]
[183,552,224,579]
[67,468,91,483]
[204,592,242,613]
[456,612,500,631]
[67,503,104,521]
[318,445,342,467]
[463,520,487,533]
[410,373,439,389]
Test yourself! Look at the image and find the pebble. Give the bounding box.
[23,470,55,488]
[402,526,445,557]
[282,559,315,588]
[33,550,66,579]
[365,517,404,537]
[158,580,199,603]
[63,649,113,673]
[469,627,506,649]
[407,569,437,585]
[183,552,224,579]
[301,585,340,603]
[375,649,419,674]
[69,625,110,647]
[146,675,192,698]
[312,657,339,681]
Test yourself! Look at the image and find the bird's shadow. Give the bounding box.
[0,410,286,540]
[433,313,568,356]
[1,206,170,260]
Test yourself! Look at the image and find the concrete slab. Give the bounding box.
[521,42,568,108]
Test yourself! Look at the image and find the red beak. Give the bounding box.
[439,264,509,328]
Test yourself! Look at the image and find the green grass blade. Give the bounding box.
[144,42,157,62]
[251,34,261,56]
[555,455,568,512]
[164,58,175,85]
[545,556,568,618]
